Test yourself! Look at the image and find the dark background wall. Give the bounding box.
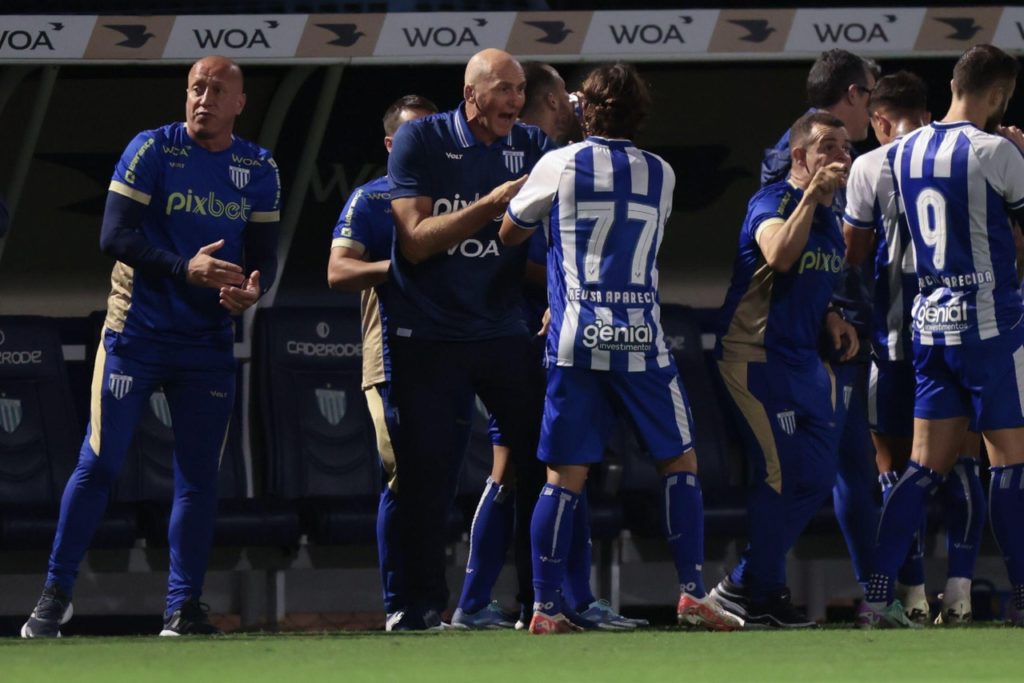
[1,56,1020,315]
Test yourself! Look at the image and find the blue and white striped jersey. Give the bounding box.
[893,122,1024,345]
[506,136,674,372]
[844,142,918,361]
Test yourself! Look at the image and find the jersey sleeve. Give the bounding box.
[249,155,282,223]
[984,137,1024,210]
[659,158,676,222]
[388,122,434,200]
[745,187,791,244]
[331,186,375,255]
[842,152,879,230]
[507,151,562,230]
[109,130,162,206]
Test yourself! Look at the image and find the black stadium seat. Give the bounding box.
[0,316,136,550]
[253,307,380,545]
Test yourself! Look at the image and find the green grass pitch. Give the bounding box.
[4,628,1022,683]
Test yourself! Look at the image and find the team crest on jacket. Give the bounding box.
[503,150,525,174]
[109,373,134,400]
[229,165,251,190]
[776,410,796,436]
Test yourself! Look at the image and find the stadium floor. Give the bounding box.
[5,628,1021,683]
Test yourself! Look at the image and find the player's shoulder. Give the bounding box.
[635,145,674,177]
[361,174,391,194]
[123,122,178,154]
[854,141,893,167]
[545,139,588,164]
[351,175,392,205]
[751,178,794,205]
[747,180,801,223]
[961,125,1024,165]
[849,142,892,180]
[400,109,451,141]
[229,135,275,164]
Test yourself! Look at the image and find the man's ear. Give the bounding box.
[846,82,860,104]
[464,83,475,105]
[791,145,808,170]
[875,112,892,139]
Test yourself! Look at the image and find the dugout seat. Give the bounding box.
[253,306,380,545]
[0,316,136,550]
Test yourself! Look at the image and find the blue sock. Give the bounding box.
[866,462,942,603]
[563,489,596,611]
[531,484,578,613]
[664,472,706,598]
[458,477,514,614]
[882,469,925,587]
[377,486,403,614]
[942,457,985,580]
[988,464,1024,608]
[833,457,879,587]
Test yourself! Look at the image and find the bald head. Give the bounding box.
[189,55,244,88]
[465,48,521,88]
[185,55,246,151]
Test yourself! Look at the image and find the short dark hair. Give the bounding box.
[952,44,1020,98]
[382,94,438,136]
[581,62,651,140]
[806,49,878,108]
[869,71,928,118]
[789,110,846,150]
[522,62,563,117]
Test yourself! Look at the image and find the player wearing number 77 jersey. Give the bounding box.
[860,45,1024,628]
[500,62,741,634]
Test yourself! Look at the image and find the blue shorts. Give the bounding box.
[537,364,694,465]
[914,327,1024,431]
[868,359,915,438]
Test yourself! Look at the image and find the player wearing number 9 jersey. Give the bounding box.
[860,45,1024,628]
[501,62,741,634]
